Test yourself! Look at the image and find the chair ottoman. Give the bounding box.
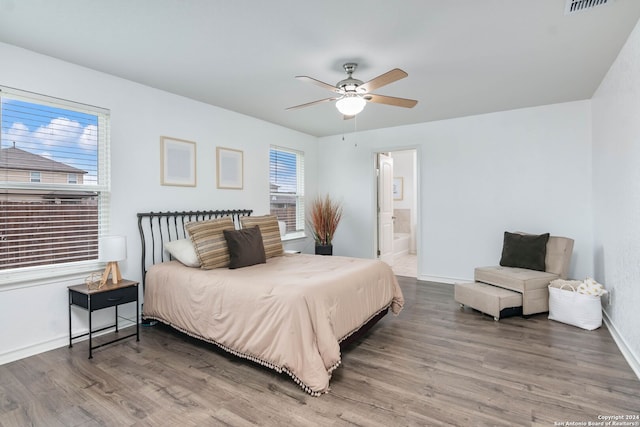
[455,281,523,321]
[474,266,559,315]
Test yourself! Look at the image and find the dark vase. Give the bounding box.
[315,244,333,256]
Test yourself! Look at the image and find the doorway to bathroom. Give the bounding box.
[376,149,418,278]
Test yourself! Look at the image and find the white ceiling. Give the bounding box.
[1,0,639,137]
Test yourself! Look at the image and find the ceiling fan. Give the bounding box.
[287,63,418,118]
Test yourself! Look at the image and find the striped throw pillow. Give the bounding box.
[185,217,236,269]
[240,215,283,259]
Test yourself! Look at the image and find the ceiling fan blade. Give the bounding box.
[286,97,340,110]
[343,115,355,120]
[365,94,418,108]
[359,68,408,93]
[295,76,342,93]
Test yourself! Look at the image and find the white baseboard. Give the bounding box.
[417,274,471,285]
[0,335,70,365]
[0,319,137,365]
[602,310,640,381]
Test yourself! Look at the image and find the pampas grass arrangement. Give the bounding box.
[308,194,343,247]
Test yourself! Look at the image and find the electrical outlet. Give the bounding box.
[607,288,613,306]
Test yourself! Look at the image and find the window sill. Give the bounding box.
[0,261,104,290]
[282,231,307,242]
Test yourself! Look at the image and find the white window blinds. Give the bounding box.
[269,146,304,236]
[0,86,110,277]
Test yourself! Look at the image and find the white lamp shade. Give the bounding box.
[336,95,366,116]
[99,235,127,262]
[278,220,286,239]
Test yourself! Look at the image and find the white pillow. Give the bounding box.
[164,239,201,268]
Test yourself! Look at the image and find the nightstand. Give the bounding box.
[68,278,139,358]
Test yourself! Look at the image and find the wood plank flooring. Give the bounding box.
[1,277,638,426]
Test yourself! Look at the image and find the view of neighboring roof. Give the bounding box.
[0,145,86,174]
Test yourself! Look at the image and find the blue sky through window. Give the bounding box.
[269,148,297,193]
[1,98,99,184]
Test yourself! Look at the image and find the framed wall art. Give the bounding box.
[393,177,403,201]
[216,147,243,189]
[160,136,196,187]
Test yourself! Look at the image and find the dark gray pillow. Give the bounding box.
[499,232,549,271]
[223,226,266,269]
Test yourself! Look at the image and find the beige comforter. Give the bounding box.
[143,253,404,395]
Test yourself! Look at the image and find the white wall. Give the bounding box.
[592,18,640,373]
[0,42,317,363]
[318,101,594,283]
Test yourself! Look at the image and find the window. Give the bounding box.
[0,86,110,284]
[269,146,304,239]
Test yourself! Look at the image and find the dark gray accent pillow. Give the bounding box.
[499,232,550,271]
[223,226,266,269]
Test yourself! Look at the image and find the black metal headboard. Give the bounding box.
[137,209,253,288]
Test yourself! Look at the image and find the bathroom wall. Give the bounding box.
[391,149,417,253]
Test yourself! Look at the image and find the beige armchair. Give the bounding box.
[455,234,574,319]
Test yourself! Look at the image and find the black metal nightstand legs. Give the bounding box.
[68,291,72,349]
[68,280,139,359]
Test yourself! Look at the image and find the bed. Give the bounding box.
[137,210,404,395]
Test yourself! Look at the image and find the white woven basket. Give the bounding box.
[548,280,602,330]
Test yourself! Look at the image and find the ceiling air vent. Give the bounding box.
[565,0,610,15]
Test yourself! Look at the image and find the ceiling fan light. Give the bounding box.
[336,95,366,116]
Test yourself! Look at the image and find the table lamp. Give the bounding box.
[99,235,127,286]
